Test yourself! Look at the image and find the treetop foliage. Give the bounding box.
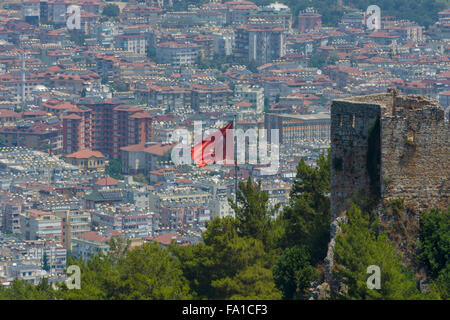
[333,204,422,300]
[1,151,448,300]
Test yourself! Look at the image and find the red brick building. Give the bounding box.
[62,101,152,158]
[62,106,93,154]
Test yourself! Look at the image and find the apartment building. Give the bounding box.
[145,83,191,111]
[0,121,63,154]
[148,188,212,213]
[235,24,286,65]
[114,33,147,55]
[62,100,153,158]
[264,113,330,145]
[71,231,110,261]
[23,0,41,25]
[1,200,24,234]
[120,142,175,175]
[121,5,162,25]
[246,3,292,30]
[20,210,62,245]
[47,0,100,24]
[53,208,91,250]
[90,209,156,238]
[190,83,233,110]
[62,105,93,154]
[159,205,211,231]
[155,42,200,66]
[234,84,264,113]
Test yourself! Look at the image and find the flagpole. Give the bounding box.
[234,113,238,202]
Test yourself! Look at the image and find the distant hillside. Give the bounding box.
[170,0,447,28]
[254,0,448,27]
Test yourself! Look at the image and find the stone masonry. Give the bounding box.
[330,89,449,220]
[324,90,449,286]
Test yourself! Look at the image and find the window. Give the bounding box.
[350,115,355,128]
[338,114,342,127]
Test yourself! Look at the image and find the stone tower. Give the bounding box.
[330,90,449,220]
[323,90,449,288]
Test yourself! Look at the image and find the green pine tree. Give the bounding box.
[333,204,422,299]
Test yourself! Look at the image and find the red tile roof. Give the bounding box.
[77,231,110,243]
[235,101,252,107]
[95,176,119,186]
[150,233,178,246]
[129,111,153,119]
[63,113,82,120]
[108,230,122,237]
[66,149,105,159]
[0,110,21,118]
[121,142,175,156]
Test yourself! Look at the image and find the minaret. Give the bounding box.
[21,50,26,110]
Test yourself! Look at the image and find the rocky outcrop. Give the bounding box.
[324,216,346,286]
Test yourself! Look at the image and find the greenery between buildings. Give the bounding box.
[105,159,124,180]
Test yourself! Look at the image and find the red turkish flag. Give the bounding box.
[191,122,233,168]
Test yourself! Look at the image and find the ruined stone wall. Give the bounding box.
[326,91,449,288]
[331,91,449,219]
[330,99,381,220]
[380,95,450,214]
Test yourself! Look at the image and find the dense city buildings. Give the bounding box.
[0,0,448,300]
